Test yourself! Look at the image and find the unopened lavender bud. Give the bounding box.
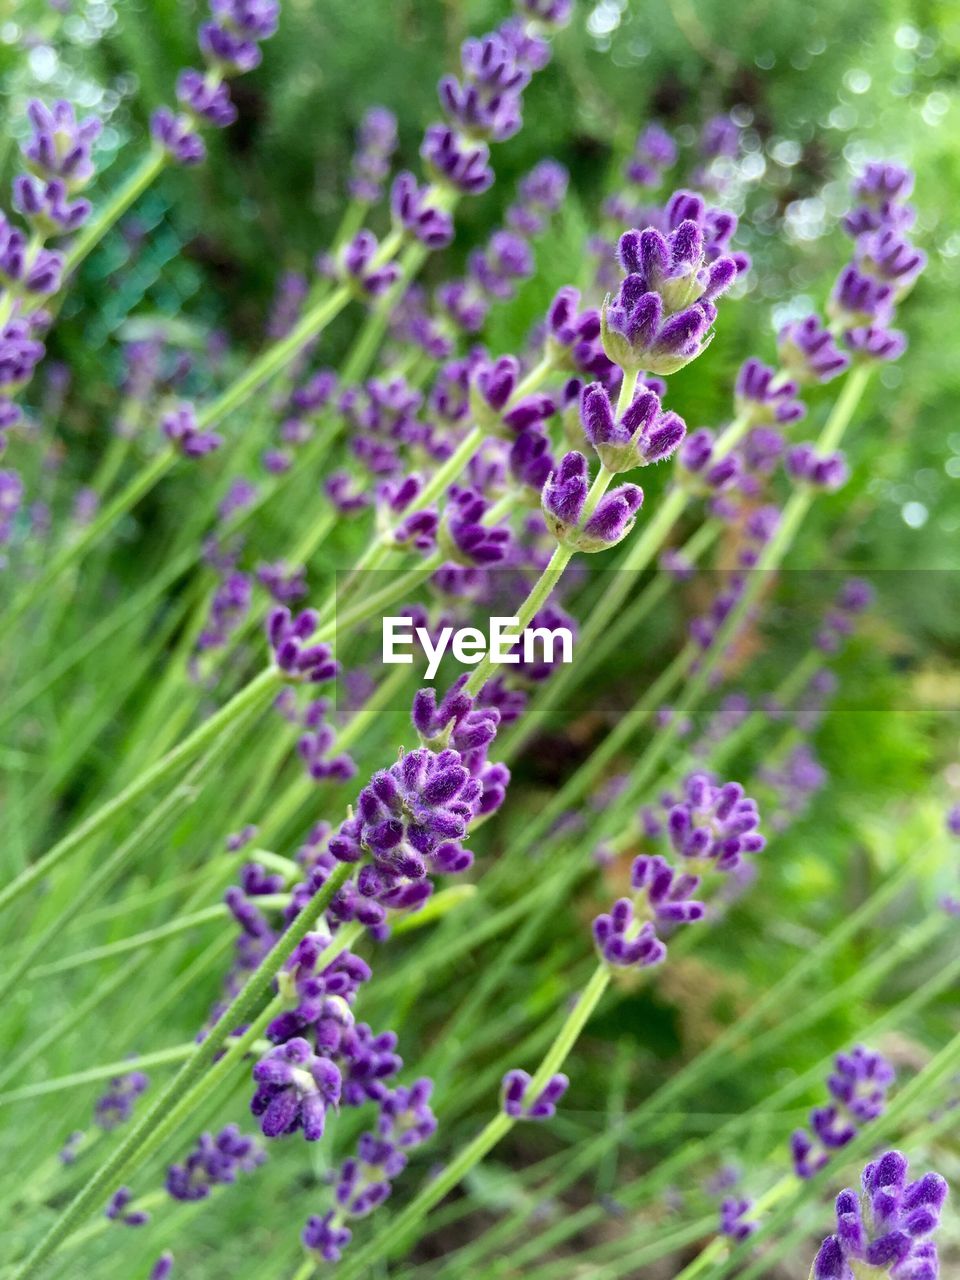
[390,173,454,249]
[778,315,850,385]
[501,1069,569,1119]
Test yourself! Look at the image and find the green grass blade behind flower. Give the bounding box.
[0,666,281,917]
[0,698,263,1005]
[427,844,946,1273]
[710,1025,960,1280]
[0,277,362,637]
[10,867,356,1279]
[440,941,960,1280]
[0,1046,196,1108]
[63,150,168,275]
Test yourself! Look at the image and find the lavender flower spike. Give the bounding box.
[593,897,666,968]
[601,219,739,375]
[501,1069,568,1120]
[541,451,643,553]
[811,1151,947,1280]
[251,1038,342,1141]
[580,380,685,473]
[666,773,765,871]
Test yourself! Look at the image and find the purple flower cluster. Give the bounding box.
[165,1124,265,1200]
[542,452,644,553]
[665,773,765,870]
[152,0,280,165]
[580,380,686,473]
[812,1151,947,1280]
[161,402,223,459]
[0,100,101,455]
[601,195,742,376]
[421,7,554,203]
[779,161,921,389]
[594,775,763,970]
[105,1186,150,1228]
[501,1069,569,1120]
[94,1068,149,1130]
[791,1044,896,1178]
[302,1079,436,1263]
[266,608,339,683]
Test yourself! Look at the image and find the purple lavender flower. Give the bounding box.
[23,100,102,190]
[266,608,338,683]
[514,0,573,29]
[438,31,530,143]
[59,1131,84,1165]
[791,1045,895,1178]
[439,486,512,566]
[701,114,740,161]
[676,427,740,496]
[631,854,706,926]
[251,1038,342,1140]
[13,177,91,235]
[719,1197,756,1243]
[348,747,482,878]
[601,217,739,376]
[541,451,644,553]
[844,324,907,363]
[151,109,206,165]
[176,70,237,126]
[161,402,222,458]
[811,1151,947,1280]
[390,173,454,249]
[341,230,403,298]
[506,159,568,235]
[166,1124,265,1199]
[666,774,765,871]
[625,123,676,187]
[421,125,494,196]
[592,898,666,967]
[734,358,805,426]
[150,1254,174,1280]
[501,1069,569,1119]
[778,315,850,384]
[105,1186,150,1227]
[94,1070,149,1130]
[348,107,398,203]
[303,1079,436,1264]
[785,443,849,491]
[580,380,685,473]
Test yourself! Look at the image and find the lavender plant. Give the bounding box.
[0,3,956,1279]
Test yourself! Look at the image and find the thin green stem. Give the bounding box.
[64,149,167,273]
[0,1045,195,1107]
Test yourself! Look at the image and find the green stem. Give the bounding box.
[64,149,167,273]
[0,1045,195,1107]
